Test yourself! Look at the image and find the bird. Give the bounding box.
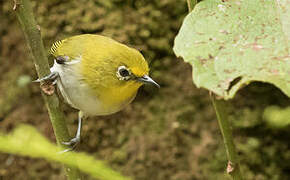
[36,34,159,151]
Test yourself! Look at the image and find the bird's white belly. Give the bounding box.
[50,61,115,116]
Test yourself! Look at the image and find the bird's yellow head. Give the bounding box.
[112,47,160,89]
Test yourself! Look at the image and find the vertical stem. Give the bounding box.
[185,1,241,179]
[210,95,242,180]
[13,0,81,179]
[186,0,198,12]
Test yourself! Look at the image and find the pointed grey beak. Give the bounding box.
[137,75,160,88]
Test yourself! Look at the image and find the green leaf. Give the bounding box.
[0,125,130,180]
[173,0,290,99]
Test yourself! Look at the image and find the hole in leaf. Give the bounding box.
[227,76,242,92]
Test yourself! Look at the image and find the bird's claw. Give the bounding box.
[62,137,80,147]
[33,72,59,95]
[59,137,80,153]
[33,71,59,84]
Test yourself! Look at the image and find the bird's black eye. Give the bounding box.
[119,68,130,77]
[117,66,131,80]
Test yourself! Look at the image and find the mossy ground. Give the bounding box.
[0,0,289,179]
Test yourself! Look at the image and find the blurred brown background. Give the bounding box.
[1,0,290,179]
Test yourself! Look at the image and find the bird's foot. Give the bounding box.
[33,71,59,84]
[33,72,59,95]
[60,112,83,153]
[59,137,80,153]
[62,137,80,146]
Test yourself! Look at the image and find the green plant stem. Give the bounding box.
[186,0,198,12]
[210,95,242,180]
[184,2,242,179]
[14,0,81,179]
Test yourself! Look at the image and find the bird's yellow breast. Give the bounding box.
[97,80,142,111]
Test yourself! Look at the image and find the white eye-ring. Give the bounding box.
[116,66,131,81]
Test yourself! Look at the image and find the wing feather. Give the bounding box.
[50,40,64,56]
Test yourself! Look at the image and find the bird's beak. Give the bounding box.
[137,75,160,88]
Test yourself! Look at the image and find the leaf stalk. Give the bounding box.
[187,0,198,12]
[210,95,243,180]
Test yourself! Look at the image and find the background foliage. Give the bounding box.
[0,125,129,180]
[0,0,289,179]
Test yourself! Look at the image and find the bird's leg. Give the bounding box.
[62,111,83,149]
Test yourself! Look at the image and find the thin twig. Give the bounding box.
[14,0,81,179]
[210,95,242,180]
[187,0,198,12]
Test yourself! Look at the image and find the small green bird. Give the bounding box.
[37,34,159,150]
